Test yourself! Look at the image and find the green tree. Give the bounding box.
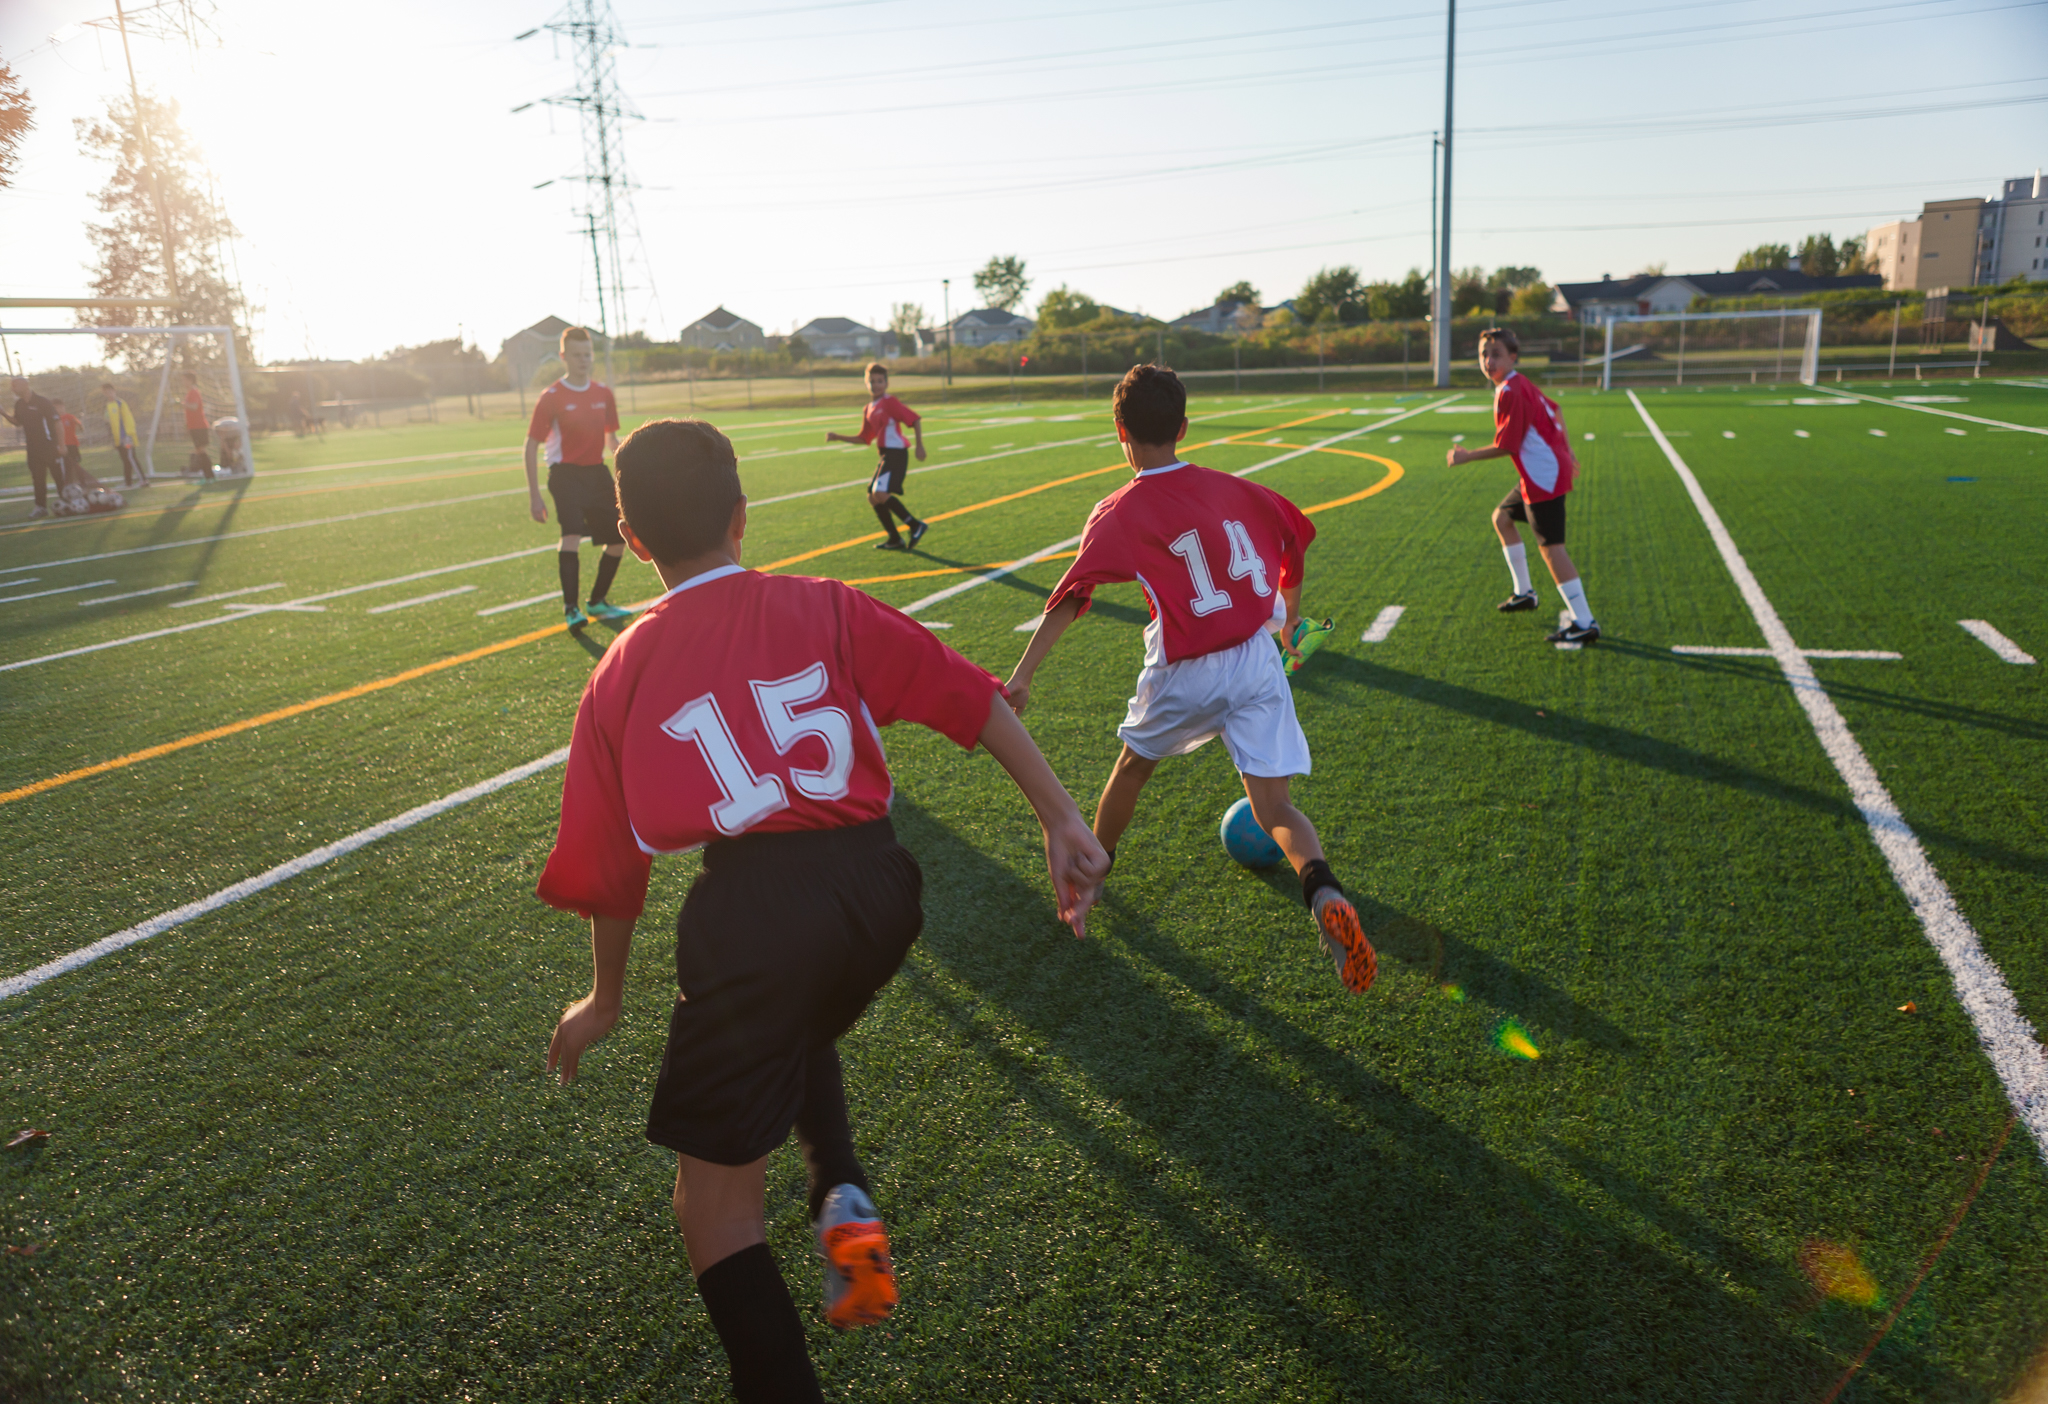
[1295,265,1366,325]
[1364,268,1430,320]
[1488,266,1542,291]
[1508,282,1554,317]
[784,334,813,362]
[1217,280,1259,306]
[1450,266,1491,316]
[1733,243,1790,272]
[1036,285,1099,331]
[973,255,1030,311]
[0,51,32,190]
[889,302,925,342]
[1839,235,1869,276]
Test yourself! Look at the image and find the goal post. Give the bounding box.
[0,324,255,481]
[1598,307,1822,391]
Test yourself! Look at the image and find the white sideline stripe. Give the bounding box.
[291,544,555,605]
[78,581,197,606]
[171,582,284,608]
[1821,387,2048,436]
[366,585,477,614]
[1360,605,1406,642]
[477,590,562,617]
[903,536,1084,615]
[921,621,954,629]
[1672,645,1902,660]
[222,602,326,614]
[1959,619,2035,664]
[0,577,38,586]
[0,578,116,603]
[1629,389,2048,1161]
[0,748,571,1003]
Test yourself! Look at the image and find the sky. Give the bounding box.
[0,0,2043,369]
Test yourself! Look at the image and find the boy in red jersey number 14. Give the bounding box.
[525,325,633,629]
[1447,327,1600,646]
[825,362,929,551]
[537,418,1107,1403]
[1004,365,1377,995]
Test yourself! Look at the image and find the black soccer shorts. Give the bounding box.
[546,461,625,545]
[646,817,923,1166]
[870,446,910,498]
[1499,485,1567,547]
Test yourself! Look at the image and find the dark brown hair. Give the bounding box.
[1478,327,1520,356]
[1112,364,1187,446]
[864,362,888,380]
[614,418,743,563]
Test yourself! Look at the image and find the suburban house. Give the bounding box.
[946,308,1035,347]
[680,306,765,352]
[1552,270,1882,322]
[1169,300,1256,335]
[499,315,583,392]
[1867,173,2048,289]
[796,317,880,359]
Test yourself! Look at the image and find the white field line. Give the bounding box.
[171,582,284,608]
[0,576,34,586]
[0,578,116,603]
[1959,619,2036,664]
[78,581,196,606]
[1672,645,1902,659]
[1229,394,1461,478]
[1629,389,2048,1161]
[291,544,555,605]
[1360,605,1406,642]
[244,447,506,480]
[366,585,477,614]
[477,590,562,617]
[1819,387,2048,436]
[0,748,571,1003]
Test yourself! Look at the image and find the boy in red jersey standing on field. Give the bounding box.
[180,371,215,480]
[538,416,1107,1403]
[1447,327,1599,645]
[825,361,928,551]
[525,325,633,629]
[1003,365,1377,995]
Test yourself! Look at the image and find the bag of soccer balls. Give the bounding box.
[54,484,125,515]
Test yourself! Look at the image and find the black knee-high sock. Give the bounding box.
[696,1244,822,1404]
[795,1045,868,1222]
[888,497,916,524]
[1301,858,1341,909]
[590,549,621,603]
[557,551,579,610]
[871,502,901,540]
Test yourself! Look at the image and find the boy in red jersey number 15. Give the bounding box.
[825,362,929,552]
[1446,327,1600,646]
[1004,365,1377,995]
[525,325,633,629]
[537,418,1107,1403]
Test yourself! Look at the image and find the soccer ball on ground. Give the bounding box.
[1220,796,1285,868]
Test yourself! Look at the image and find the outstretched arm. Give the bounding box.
[1446,443,1510,466]
[547,913,634,1081]
[977,697,1108,937]
[1002,596,1083,716]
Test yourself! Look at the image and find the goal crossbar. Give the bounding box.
[1600,307,1822,390]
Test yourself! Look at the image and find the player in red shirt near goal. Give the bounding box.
[525,326,632,628]
[825,362,928,551]
[537,417,1107,1402]
[1447,327,1599,645]
[1004,365,1377,995]
[180,371,217,480]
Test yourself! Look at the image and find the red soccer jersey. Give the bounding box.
[536,564,1002,920]
[1492,370,1577,503]
[58,413,81,447]
[856,395,919,451]
[182,387,206,431]
[1044,461,1315,668]
[528,379,620,466]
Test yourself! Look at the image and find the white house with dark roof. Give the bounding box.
[796,317,880,359]
[946,308,1034,348]
[1552,270,1882,321]
[681,306,765,352]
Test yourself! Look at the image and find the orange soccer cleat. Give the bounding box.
[1312,889,1378,994]
[815,1184,898,1330]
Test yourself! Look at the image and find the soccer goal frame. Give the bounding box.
[1598,308,1822,391]
[0,323,255,478]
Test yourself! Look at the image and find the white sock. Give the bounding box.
[1502,542,1533,596]
[1558,577,1592,628]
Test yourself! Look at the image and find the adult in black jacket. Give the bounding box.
[5,377,62,520]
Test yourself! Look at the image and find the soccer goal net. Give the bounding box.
[0,323,255,485]
[1594,308,1822,390]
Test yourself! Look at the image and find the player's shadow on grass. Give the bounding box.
[884,801,1931,1400]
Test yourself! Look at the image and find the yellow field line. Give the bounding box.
[0,410,1356,808]
[1299,447,1404,513]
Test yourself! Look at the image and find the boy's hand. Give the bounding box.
[529,490,549,525]
[1002,671,1031,716]
[1280,612,1304,657]
[546,993,619,1082]
[1445,446,1469,467]
[1044,817,1110,938]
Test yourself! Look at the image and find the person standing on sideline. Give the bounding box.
[1446,327,1599,646]
[825,362,928,551]
[4,377,62,519]
[53,398,84,491]
[103,382,148,486]
[524,326,632,629]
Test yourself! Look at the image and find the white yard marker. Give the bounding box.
[78,581,196,606]
[1795,430,1811,438]
[0,748,570,1003]
[0,578,116,603]
[921,621,954,630]
[477,590,562,618]
[1945,427,1968,436]
[170,582,284,608]
[366,585,477,615]
[1630,389,2048,1161]
[1360,605,1406,643]
[1959,620,2035,664]
[1387,435,1402,443]
[1583,433,1594,441]
[1869,428,1887,437]
[1722,431,1736,439]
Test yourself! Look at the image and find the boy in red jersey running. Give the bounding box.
[1446,327,1599,645]
[825,362,928,551]
[525,326,631,628]
[538,417,1106,1403]
[1003,365,1376,994]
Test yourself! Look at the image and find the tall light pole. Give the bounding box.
[942,278,952,389]
[1432,0,1456,389]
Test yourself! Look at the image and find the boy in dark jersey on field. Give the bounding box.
[538,417,1107,1403]
[1004,365,1377,995]
[1446,327,1599,646]
[524,325,631,629]
[825,362,928,551]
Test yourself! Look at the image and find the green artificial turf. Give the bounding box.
[1,383,2044,1401]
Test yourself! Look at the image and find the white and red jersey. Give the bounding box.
[528,379,620,466]
[1492,370,1576,503]
[1044,461,1315,668]
[537,564,1002,921]
[855,395,919,451]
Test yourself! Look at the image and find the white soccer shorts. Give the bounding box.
[1116,629,1312,778]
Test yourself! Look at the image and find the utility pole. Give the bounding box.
[1432,0,1455,389]
[112,0,182,319]
[942,278,953,392]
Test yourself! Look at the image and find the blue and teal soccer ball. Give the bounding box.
[1220,796,1284,868]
